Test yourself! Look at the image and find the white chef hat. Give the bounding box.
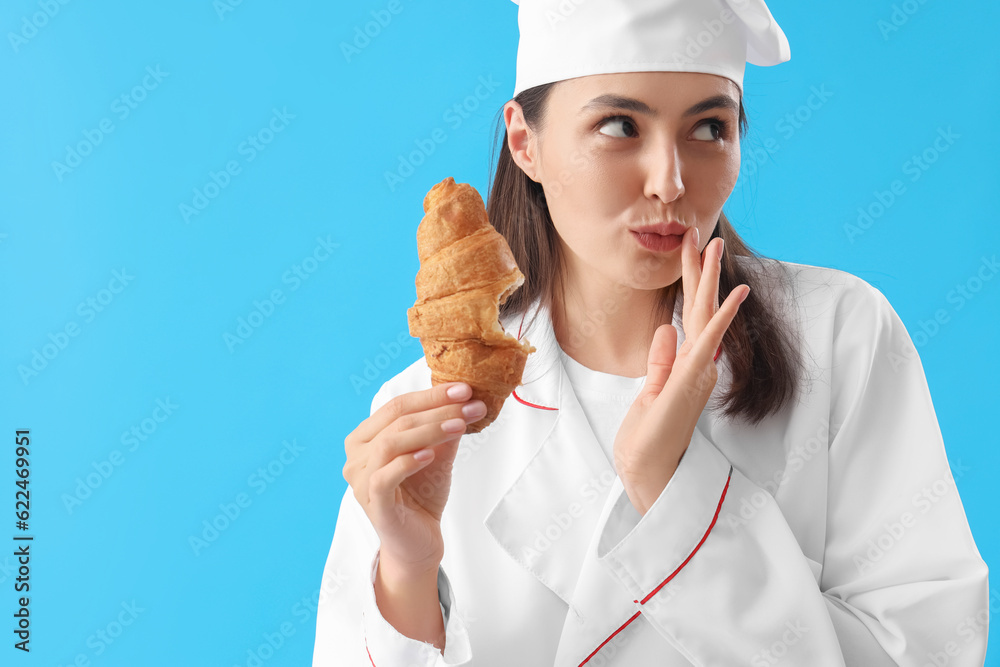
[509,0,790,98]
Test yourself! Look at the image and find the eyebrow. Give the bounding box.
[579,93,739,118]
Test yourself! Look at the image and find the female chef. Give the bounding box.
[314,0,990,665]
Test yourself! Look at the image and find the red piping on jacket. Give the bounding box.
[510,308,722,410]
[368,311,728,666]
[512,308,559,411]
[365,464,732,667]
[577,464,735,666]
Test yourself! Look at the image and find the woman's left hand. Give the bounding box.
[612,226,749,515]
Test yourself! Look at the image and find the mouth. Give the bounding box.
[630,230,683,252]
[630,221,688,236]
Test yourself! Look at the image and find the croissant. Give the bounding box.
[407,177,536,434]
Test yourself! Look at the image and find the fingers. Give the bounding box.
[682,230,725,340]
[640,323,677,399]
[367,438,441,523]
[696,238,723,320]
[681,226,701,327]
[353,382,473,443]
[368,397,485,467]
[690,284,749,367]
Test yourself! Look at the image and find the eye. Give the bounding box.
[597,115,638,139]
[692,118,729,142]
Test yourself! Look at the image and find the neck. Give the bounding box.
[551,265,677,379]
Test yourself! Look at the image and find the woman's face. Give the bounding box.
[505,71,741,291]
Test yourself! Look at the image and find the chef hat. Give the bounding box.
[509,0,790,98]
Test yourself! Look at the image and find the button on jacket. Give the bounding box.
[313,257,989,666]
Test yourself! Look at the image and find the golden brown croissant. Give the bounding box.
[407,177,535,433]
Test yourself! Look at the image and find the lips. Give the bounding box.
[630,230,683,252]
[630,221,688,236]
[628,221,688,253]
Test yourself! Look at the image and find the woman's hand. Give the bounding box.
[343,382,486,579]
[612,226,749,515]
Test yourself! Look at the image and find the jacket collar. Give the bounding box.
[485,295,695,663]
[486,297,610,604]
[484,299,728,665]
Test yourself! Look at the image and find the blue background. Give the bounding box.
[1,0,996,664]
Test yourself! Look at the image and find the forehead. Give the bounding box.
[553,71,739,112]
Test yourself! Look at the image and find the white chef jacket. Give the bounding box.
[313,257,990,666]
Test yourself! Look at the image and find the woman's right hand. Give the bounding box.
[343,381,486,579]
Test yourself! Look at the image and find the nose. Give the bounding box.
[643,142,685,203]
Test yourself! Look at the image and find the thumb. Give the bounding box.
[640,324,677,399]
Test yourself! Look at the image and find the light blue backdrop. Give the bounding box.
[1,0,996,665]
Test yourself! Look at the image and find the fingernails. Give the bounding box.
[718,239,725,259]
[447,384,471,400]
[441,418,465,433]
[462,401,487,419]
[739,286,750,303]
[692,227,700,247]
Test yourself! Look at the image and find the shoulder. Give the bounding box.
[733,254,899,333]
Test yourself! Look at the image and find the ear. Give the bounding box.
[504,101,542,183]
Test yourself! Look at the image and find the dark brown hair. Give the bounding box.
[485,81,804,426]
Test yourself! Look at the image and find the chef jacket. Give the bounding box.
[312,256,990,666]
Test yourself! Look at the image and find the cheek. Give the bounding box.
[543,144,637,222]
[542,150,591,216]
[723,147,740,189]
[690,148,740,204]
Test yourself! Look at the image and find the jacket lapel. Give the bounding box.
[484,294,723,665]
[485,297,661,663]
[485,297,612,604]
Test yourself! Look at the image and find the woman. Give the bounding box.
[314,1,989,665]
